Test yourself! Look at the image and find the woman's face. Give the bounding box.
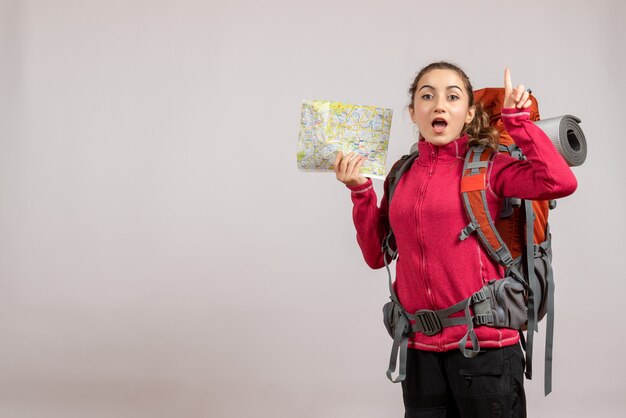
[410,69,475,147]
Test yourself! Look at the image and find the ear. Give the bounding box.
[465,105,476,124]
[409,106,416,123]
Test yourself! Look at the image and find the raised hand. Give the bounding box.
[504,68,532,109]
[334,151,367,186]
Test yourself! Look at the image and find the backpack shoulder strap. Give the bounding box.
[382,150,420,259]
[458,145,519,271]
[385,150,420,205]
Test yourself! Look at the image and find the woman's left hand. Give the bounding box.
[503,68,532,109]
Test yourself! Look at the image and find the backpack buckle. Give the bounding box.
[459,222,479,241]
[471,289,488,303]
[413,310,442,336]
[473,313,494,326]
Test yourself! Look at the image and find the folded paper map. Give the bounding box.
[297,100,392,179]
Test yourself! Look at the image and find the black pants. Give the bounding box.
[401,344,526,418]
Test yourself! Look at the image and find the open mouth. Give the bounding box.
[431,118,448,133]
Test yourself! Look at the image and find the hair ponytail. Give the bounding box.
[464,102,500,150]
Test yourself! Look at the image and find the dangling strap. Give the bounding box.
[386,312,410,383]
[382,233,408,382]
[457,297,481,358]
[540,229,555,395]
[524,200,538,381]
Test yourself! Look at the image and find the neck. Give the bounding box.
[417,133,469,163]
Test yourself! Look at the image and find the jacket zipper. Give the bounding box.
[416,145,437,313]
[425,146,442,348]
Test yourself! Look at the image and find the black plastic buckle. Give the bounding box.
[471,289,488,303]
[414,310,442,336]
[497,247,514,266]
[473,314,493,326]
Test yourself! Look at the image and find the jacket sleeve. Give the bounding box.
[488,107,578,200]
[346,178,391,269]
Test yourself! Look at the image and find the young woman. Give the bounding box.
[334,62,577,417]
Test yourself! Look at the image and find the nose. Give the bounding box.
[434,96,446,113]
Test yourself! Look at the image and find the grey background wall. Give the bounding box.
[0,0,624,417]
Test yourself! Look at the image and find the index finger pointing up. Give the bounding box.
[504,68,513,95]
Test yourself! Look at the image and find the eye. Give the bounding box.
[421,93,433,100]
[448,94,460,101]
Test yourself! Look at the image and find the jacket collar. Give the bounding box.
[417,133,469,163]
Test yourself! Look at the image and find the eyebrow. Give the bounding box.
[418,85,463,92]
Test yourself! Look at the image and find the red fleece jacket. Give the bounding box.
[347,108,578,352]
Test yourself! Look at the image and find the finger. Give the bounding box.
[517,91,529,108]
[504,68,512,95]
[346,152,361,174]
[515,85,525,103]
[354,157,367,177]
[351,156,366,176]
[514,90,526,108]
[334,150,343,173]
[336,151,348,176]
[340,152,356,176]
[522,98,532,108]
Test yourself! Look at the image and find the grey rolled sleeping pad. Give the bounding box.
[534,115,587,167]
